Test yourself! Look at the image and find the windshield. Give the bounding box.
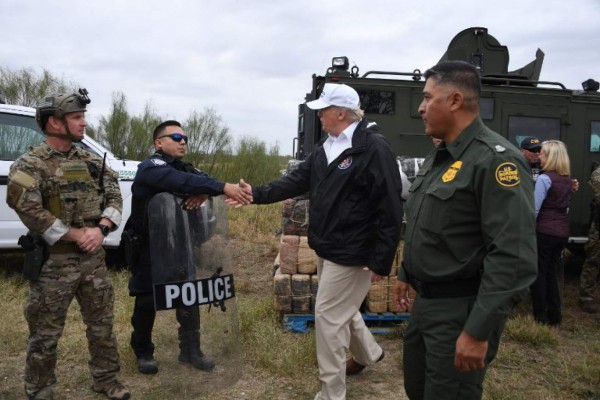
[0,113,45,161]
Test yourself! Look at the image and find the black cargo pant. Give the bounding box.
[403,295,505,400]
[130,293,200,359]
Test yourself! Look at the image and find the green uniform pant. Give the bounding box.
[24,248,121,399]
[580,224,600,301]
[403,295,506,400]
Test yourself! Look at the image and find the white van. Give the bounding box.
[0,103,139,250]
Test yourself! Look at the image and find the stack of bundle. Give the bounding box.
[367,240,415,313]
[272,237,319,314]
[281,198,309,236]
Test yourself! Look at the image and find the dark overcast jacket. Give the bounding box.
[253,119,403,275]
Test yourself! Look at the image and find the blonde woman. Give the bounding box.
[531,140,573,325]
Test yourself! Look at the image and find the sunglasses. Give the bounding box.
[157,133,188,143]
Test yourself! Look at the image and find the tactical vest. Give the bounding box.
[35,147,104,227]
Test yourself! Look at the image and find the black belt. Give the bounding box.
[407,273,481,299]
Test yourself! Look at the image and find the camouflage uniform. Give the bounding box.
[6,141,123,399]
[579,166,600,313]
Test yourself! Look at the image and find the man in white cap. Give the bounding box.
[229,83,403,400]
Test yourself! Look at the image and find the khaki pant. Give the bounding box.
[314,258,382,400]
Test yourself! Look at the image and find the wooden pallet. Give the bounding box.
[282,312,410,334]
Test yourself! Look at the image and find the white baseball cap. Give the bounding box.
[306,83,360,110]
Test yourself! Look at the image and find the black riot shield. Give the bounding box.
[148,192,241,395]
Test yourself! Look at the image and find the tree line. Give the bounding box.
[0,66,288,185]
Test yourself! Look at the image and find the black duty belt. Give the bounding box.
[407,275,481,299]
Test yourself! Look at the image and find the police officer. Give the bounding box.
[579,165,600,314]
[393,61,537,400]
[6,90,129,400]
[127,120,252,375]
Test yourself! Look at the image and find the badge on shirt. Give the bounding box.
[442,161,462,183]
[151,158,166,166]
[338,156,352,170]
[495,162,520,187]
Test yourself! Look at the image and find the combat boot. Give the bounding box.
[136,356,158,374]
[26,386,54,400]
[179,348,216,371]
[579,298,599,314]
[178,331,215,371]
[92,380,130,400]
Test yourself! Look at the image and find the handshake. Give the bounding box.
[224,179,253,208]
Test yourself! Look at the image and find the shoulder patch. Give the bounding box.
[495,162,520,187]
[495,145,506,153]
[10,170,36,188]
[151,158,167,166]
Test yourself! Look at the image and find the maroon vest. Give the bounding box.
[537,171,572,238]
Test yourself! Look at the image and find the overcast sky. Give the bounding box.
[2,0,599,156]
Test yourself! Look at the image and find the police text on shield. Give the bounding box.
[153,274,235,311]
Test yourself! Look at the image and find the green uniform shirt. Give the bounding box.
[400,117,537,340]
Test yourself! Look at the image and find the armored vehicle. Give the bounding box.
[295,27,600,244]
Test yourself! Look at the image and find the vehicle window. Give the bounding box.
[480,98,494,121]
[508,116,560,149]
[0,113,45,161]
[589,121,600,152]
[358,90,395,115]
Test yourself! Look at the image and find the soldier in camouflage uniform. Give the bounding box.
[5,89,130,400]
[579,166,600,314]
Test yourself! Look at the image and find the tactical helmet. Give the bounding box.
[35,88,91,129]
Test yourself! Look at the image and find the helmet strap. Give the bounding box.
[59,117,83,143]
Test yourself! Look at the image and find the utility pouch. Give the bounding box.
[121,228,140,268]
[18,234,48,282]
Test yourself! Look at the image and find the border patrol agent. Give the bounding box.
[393,62,537,400]
[6,90,129,399]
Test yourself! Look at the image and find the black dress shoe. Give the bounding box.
[346,350,385,376]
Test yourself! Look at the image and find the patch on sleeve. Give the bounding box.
[10,170,36,188]
[151,158,166,166]
[442,161,462,183]
[495,162,520,187]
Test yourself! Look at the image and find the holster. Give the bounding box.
[121,228,141,268]
[18,234,48,282]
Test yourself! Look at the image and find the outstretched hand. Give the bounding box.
[224,179,253,207]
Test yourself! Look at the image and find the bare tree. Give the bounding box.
[128,103,161,160]
[184,107,232,174]
[0,66,74,106]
